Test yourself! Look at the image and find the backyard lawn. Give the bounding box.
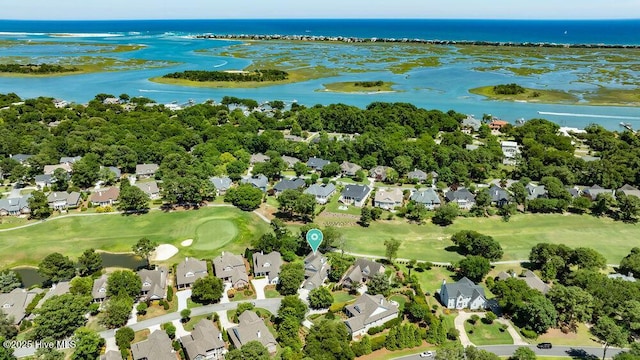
[464,321,514,346]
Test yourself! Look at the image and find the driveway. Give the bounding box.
[217,310,237,330]
[220,283,232,304]
[251,278,269,300]
[298,288,310,304]
[176,289,191,311]
[454,312,475,346]
[172,319,190,338]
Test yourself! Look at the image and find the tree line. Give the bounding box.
[162,69,289,82]
[0,63,79,74]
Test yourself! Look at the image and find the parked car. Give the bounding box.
[420,351,434,358]
[537,342,552,349]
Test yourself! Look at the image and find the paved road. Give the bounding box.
[393,345,626,360]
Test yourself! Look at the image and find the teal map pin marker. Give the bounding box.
[306,228,324,254]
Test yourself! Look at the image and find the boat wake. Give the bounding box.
[538,111,640,121]
[213,61,228,68]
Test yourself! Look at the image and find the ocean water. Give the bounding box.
[0,19,639,129]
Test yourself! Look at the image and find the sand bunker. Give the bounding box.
[181,239,193,247]
[151,244,179,261]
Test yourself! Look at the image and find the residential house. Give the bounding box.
[281,155,300,168]
[180,319,227,360]
[407,169,428,183]
[90,187,120,207]
[138,266,168,300]
[340,161,362,177]
[10,154,33,165]
[209,177,233,196]
[340,259,385,288]
[304,183,336,204]
[35,174,53,189]
[410,188,441,210]
[43,163,72,175]
[0,288,43,325]
[306,157,330,172]
[439,277,486,310]
[370,166,393,182]
[608,273,636,282]
[272,178,306,196]
[0,195,31,216]
[228,311,277,354]
[213,252,249,289]
[107,166,122,179]
[618,184,640,198]
[489,120,509,131]
[445,188,476,209]
[344,294,399,339]
[59,156,82,165]
[302,252,328,290]
[488,185,511,207]
[253,251,283,285]
[241,174,268,192]
[374,188,404,210]
[461,115,481,133]
[92,275,108,302]
[250,153,270,164]
[36,281,71,309]
[176,258,208,289]
[526,183,547,200]
[340,184,372,207]
[501,141,520,165]
[136,163,159,179]
[47,191,82,210]
[567,187,582,199]
[100,351,124,360]
[131,330,175,360]
[135,181,161,200]
[284,134,305,142]
[496,270,550,294]
[583,185,614,201]
[103,97,120,105]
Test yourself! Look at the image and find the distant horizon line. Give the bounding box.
[1,17,639,22]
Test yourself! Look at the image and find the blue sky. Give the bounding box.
[2,0,639,20]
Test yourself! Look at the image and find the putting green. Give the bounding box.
[193,219,239,251]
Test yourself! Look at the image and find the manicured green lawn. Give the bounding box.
[332,291,356,304]
[535,323,600,347]
[264,285,280,299]
[464,321,513,346]
[187,298,203,309]
[390,294,408,311]
[398,265,457,296]
[325,190,362,216]
[183,314,210,331]
[0,207,270,268]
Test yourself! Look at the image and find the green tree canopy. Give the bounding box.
[107,270,142,299]
[38,252,75,283]
[277,263,305,296]
[308,287,333,309]
[191,275,223,304]
[32,294,90,340]
[304,320,355,360]
[458,256,491,282]
[77,248,103,277]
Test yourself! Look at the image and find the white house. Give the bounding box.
[344,294,399,339]
[501,141,520,165]
[439,277,486,310]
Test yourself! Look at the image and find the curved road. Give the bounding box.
[394,345,625,359]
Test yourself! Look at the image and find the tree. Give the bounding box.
[367,272,391,297]
[514,295,557,334]
[38,252,75,283]
[277,189,316,221]
[32,294,90,340]
[620,248,640,278]
[115,327,135,358]
[458,256,491,282]
[33,347,64,360]
[77,248,102,277]
[432,203,458,226]
[117,185,150,213]
[226,340,270,360]
[181,309,191,322]
[304,320,355,360]
[0,270,21,293]
[71,153,100,188]
[617,194,640,223]
[592,317,628,360]
[70,276,94,296]
[384,238,401,262]
[293,162,309,177]
[547,285,594,329]
[451,230,504,261]
[277,315,303,351]
[0,336,16,360]
[71,328,105,360]
[509,347,537,360]
[277,263,305,295]
[278,295,308,322]
[308,287,333,309]
[385,323,422,350]
[405,202,428,223]
[28,190,52,219]
[435,341,465,360]
[509,182,527,206]
[51,167,69,191]
[321,162,341,177]
[592,192,615,217]
[354,169,366,182]
[190,275,223,304]
[132,237,157,266]
[465,346,500,360]
[359,206,372,227]
[570,247,606,270]
[101,296,134,329]
[107,270,142,299]
[0,311,18,340]
[225,184,263,211]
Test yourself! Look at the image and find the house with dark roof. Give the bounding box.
[60,156,82,165]
[250,153,270,164]
[439,277,486,310]
[488,185,511,206]
[410,188,441,210]
[92,275,108,302]
[526,183,547,200]
[281,156,300,168]
[374,188,404,210]
[0,194,31,216]
[369,166,393,182]
[583,185,614,201]
[253,251,283,285]
[107,166,122,179]
[496,270,550,294]
[304,183,336,204]
[241,174,268,192]
[228,311,277,354]
[340,184,372,207]
[461,115,481,133]
[445,188,476,209]
[618,184,640,198]
[407,169,428,183]
[100,350,124,360]
[138,266,168,301]
[209,177,233,196]
[180,319,227,360]
[90,187,120,207]
[0,288,43,325]
[35,174,54,189]
[567,187,582,199]
[131,330,175,360]
[302,252,328,290]
[340,259,385,289]
[213,252,249,289]
[344,294,399,339]
[273,178,306,196]
[176,258,208,289]
[47,191,81,210]
[340,161,362,177]
[306,157,330,172]
[135,163,159,179]
[10,154,33,164]
[134,181,161,199]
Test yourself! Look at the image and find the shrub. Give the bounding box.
[483,312,497,324]
[447,328,459,340]
[163,301,169,310]
[371,335,387,351]
[469,314,480,324]
[244,289,253,296]
[136,302,148,315]
[163,323,176,339]
[166,287,173,302]
[89,303,100,315]
[520,328,538,339]
[329,302,347,313]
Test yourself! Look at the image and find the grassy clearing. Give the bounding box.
[398,264,457,295]
[390,294,408,311]
[137,298,178,321]
[0,207,270,268]
[187,298,203,309]
[183,314,210,331]
[470,86,578,104]
[465,321,514,346]
[264,285,280,298]
[0,56,174,77]
[319,81,396,93]
[535,323,600,347]
[583,88,640,106]
[133,329,150,344]
[332,291,356,304]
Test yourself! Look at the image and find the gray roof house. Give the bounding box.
[92,275,108,302]
[618,184,640,198]
[282,155,301,168]
[213,252,249,289]
[608,273,637,282]
[340,184,372,207]
[370,166,393,181]
[273,178,306,196]
[526,184,547,200]
[439,277,486,310]
[461,115,481,132]
[344,294,399,339]
[496,270,550,294]
[176,257,208,289]
[43,163,72,175]
[0,194,32,216]
[241,174,268,192]
[253,251,283,284]
[134,181,161,200]
[229,311,277,354]
[180,319,226,360]
[250,153,270,164]
[567,187,582,198]
[35,174,54,189]
[304,183,336,204]
[410,188,441,209]
[374,188,404,210]
[583,185,614,201]
[210,177,233,195]
[60,156,82,165]
[135,163,159,179]
[0,288,42,325]
[131,330,175,360]
[407,169,428,182]
[306,157,330,171]
[107,166,122,179]
[340,161,362,177]
[47,191,81,210]
[36,281,71,309]
[138,266,168,300]
[489,185,511,206]
[445,188,476,209]
[10,154,33,164]
[302,252,328,290]
[100,350,124,360]
[340,259,385,288]
[90,187,120,206]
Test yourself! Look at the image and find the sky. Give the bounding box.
[2,0,640,20]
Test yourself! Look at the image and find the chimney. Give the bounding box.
[442,279,446,285]
[380,297,384,305]
[257,330,261,338]
[218,333,223,341]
